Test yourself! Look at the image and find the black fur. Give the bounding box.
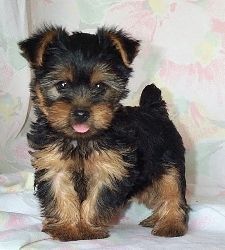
[96,85,186,217]
[19,26,188,241]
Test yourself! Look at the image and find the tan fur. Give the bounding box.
[35,85,49,116]
[72,96,92,109]
[36,30,57,66]
[50,171,80,222]
[47,101,72,131]
[32,145,129,226]
[81,149,130,226]
[136,168,181,208]
[42,221,109,241]
[90,64,123,91]
[91,103,114,130]
[108,33,130,67]
[32,145,81,231]
[135,184,155,208]
[90,65,106,84]
[33,145,125,240]
[90,64,111,84]
[32,144,81,175]
[136,167,187,236]
[31,145,62,171]
[50,65,74,82]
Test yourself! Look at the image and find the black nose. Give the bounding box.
[73,109,90,122]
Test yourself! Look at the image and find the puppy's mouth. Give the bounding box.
[72,123,90,134]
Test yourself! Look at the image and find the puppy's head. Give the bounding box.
[19,26,139,138]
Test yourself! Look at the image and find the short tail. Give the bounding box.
[139,84,167,114]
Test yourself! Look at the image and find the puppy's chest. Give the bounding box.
[33,140,132,202]
[69,142,131,202]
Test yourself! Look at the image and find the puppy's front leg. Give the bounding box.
[33,146,82,241]
[81,149,132,239]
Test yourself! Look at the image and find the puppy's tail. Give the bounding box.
[139,84,168,115]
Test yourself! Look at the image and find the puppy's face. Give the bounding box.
[19,26,139,139]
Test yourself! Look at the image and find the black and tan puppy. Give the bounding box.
[19,26,189,241]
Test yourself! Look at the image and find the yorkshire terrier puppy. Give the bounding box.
[19,26,189,241]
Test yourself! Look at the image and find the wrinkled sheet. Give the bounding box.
[0,172,225,250]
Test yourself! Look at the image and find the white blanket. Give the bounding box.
[0,172,225,250]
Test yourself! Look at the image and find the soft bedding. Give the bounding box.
[0,172,225,249]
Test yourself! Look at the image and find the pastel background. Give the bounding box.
[0,0,225,249]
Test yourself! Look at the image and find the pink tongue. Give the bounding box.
[72,124,90,133]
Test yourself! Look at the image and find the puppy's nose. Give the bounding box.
[73,109,90,122]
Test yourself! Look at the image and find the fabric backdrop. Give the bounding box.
[0,0,225,249]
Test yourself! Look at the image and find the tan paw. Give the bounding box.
[81,227,109,240]
[152,221,187,237]
[139,214,158,228]
[42,223,109,241]
[42,225,82,241]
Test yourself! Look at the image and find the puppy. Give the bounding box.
[19,26,189,241]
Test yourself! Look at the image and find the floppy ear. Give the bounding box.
[18,26,68,67]
[97,27,140,67]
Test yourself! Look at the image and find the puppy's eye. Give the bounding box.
[96,83,102,88]
[56,81,70,91]
[95,82,106,91]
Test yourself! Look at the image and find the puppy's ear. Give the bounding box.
[97,27,140,67]
[18,26,68,67]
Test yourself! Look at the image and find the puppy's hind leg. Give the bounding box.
[138,167,189,237]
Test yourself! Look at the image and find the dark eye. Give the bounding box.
[95,82,106,91]
[56,81,70,91]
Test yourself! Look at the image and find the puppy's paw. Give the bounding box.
[139,214,158,228]
[81,227,109,240]
[43,223,109,241]
[42,224,82,241]
[151,221,187,237]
